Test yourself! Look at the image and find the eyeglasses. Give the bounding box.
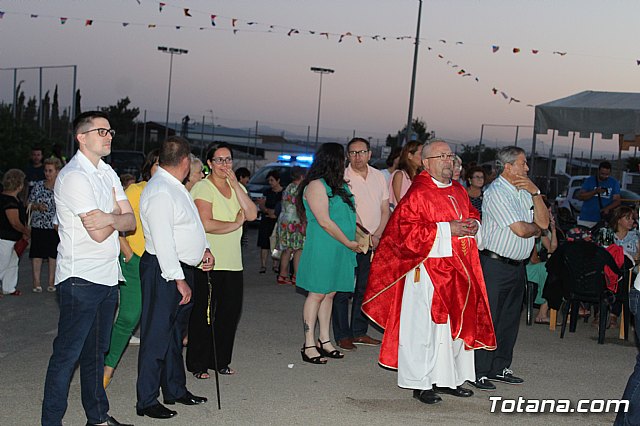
[348,150,370,157]
[80,128,116,138]
[211,157,233,165]
[425,153,456,161]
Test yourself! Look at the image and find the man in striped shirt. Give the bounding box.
[471,146,549,391]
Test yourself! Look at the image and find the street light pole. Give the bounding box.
[405,0,423,146]
[158,46,188,140]
[310,67,334,149]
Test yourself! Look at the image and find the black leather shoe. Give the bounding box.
[468,377,496,391]
[412,389,442,404]
[136,403,177,419]
[433,385,474,397]
[164,391,208,405]
[86,415,133,426]
[488,368,524,385]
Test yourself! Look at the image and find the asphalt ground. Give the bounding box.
[0,226,636,425]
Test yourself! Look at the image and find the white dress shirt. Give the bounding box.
[140,166,209,281]
[54,150,127,286]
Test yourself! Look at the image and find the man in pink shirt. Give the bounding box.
[333,138,390,350]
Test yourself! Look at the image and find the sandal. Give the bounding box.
[47,286,56,293]
[193,371,210,380]
[8,290,21,296]
[301,345,327,364]
[277,275,291,285]
[316,340,344,359]
[218,367,236,375]
[259,266,266,274]
[32,286,43,293]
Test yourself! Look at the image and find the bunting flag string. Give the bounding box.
[0,1,638,69]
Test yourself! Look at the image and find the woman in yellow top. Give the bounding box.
[103,150,159,388]
[187,143,257,377]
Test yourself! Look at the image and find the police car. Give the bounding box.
[247,154,313,219]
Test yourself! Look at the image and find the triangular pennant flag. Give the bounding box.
[232,18,237,27]
[210,15,216,26]
[462,73,471,77]
[501,91,508,99]
[0,11,4,19]
[456,41,463,45]
[372,35,379,41]
[439,39,446,43]
[437,54,444,59]
[357,36,362,43]
[512,48,520,53]
[60,17,67,25]
[159,3,165,12]
[122,22,129,27]
[184,9,191,17]
[233,29,238,34]
[475,77,479,82]
[31,14,38,18]
[85,20,93,26]
[320,32,329,39]
[148,24,156,28]
[176,26,181,30]
[553,51,567,56]
[287,29,299,36]
[509,97,521,104]
[637,60,640,66]
[457,69,465,75]
[492,45,499,53]
[531,49,539,54]
[309,31,316,34]
[492,88,498,95]
[247,22,256,25]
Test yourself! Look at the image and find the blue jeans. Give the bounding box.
[42,278,118,426]
[616,287,640,425]
[332,252,371,341]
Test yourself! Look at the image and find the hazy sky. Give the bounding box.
[1,0,639,156]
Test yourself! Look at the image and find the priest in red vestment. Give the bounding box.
[362,140,496,405]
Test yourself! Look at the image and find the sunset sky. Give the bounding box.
[1,0,639,156]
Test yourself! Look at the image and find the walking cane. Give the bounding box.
[206,271,222,409]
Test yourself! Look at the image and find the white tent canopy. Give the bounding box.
[534,90,640,139]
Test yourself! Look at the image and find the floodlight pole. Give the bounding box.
[158,46,188,140]
[311,67,334,149]
[404,0,423,145]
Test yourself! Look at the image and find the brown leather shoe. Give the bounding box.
[352,335,381,346]
[337,338,357,351]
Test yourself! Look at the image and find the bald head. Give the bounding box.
[421,140,454,184]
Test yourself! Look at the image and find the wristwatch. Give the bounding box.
[531,190,541,197]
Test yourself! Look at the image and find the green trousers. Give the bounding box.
[104,254,142,369]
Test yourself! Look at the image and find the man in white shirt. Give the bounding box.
[42,111,136,426]
[333,137,390,351]
[136,136,214,420]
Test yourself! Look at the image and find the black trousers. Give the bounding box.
[136,253,194,410]
[187,269,243,372]
[474,254,526,378]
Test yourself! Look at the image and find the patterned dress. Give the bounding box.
[276,182,305,251]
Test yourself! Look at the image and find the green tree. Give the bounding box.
[385,118,433,148]
[459,144,498,165]
[100,97,140,150]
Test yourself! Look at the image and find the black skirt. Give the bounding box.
[29,228,59,259]
[257,217,277,249]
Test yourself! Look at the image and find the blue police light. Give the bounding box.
[278,154,292,162]
[297,155,314,164]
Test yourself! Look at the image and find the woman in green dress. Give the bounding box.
[295,143,361,364]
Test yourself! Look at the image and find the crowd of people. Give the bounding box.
[3,110,640,424]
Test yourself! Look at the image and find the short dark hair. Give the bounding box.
[347,137,370,151]
[73,111,110,134]
[31,146,43,153]
[266,170,280,181]
[290,166,305,181]
[385,146,402,167]
[141,149,160,181]
[159,136,190,167]
[599,161,612,170]
[235,167,250,180]
[206,143,233,161]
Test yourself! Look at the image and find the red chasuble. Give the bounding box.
[362,172,496,370]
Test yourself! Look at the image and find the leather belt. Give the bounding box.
[480,250,524,266]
